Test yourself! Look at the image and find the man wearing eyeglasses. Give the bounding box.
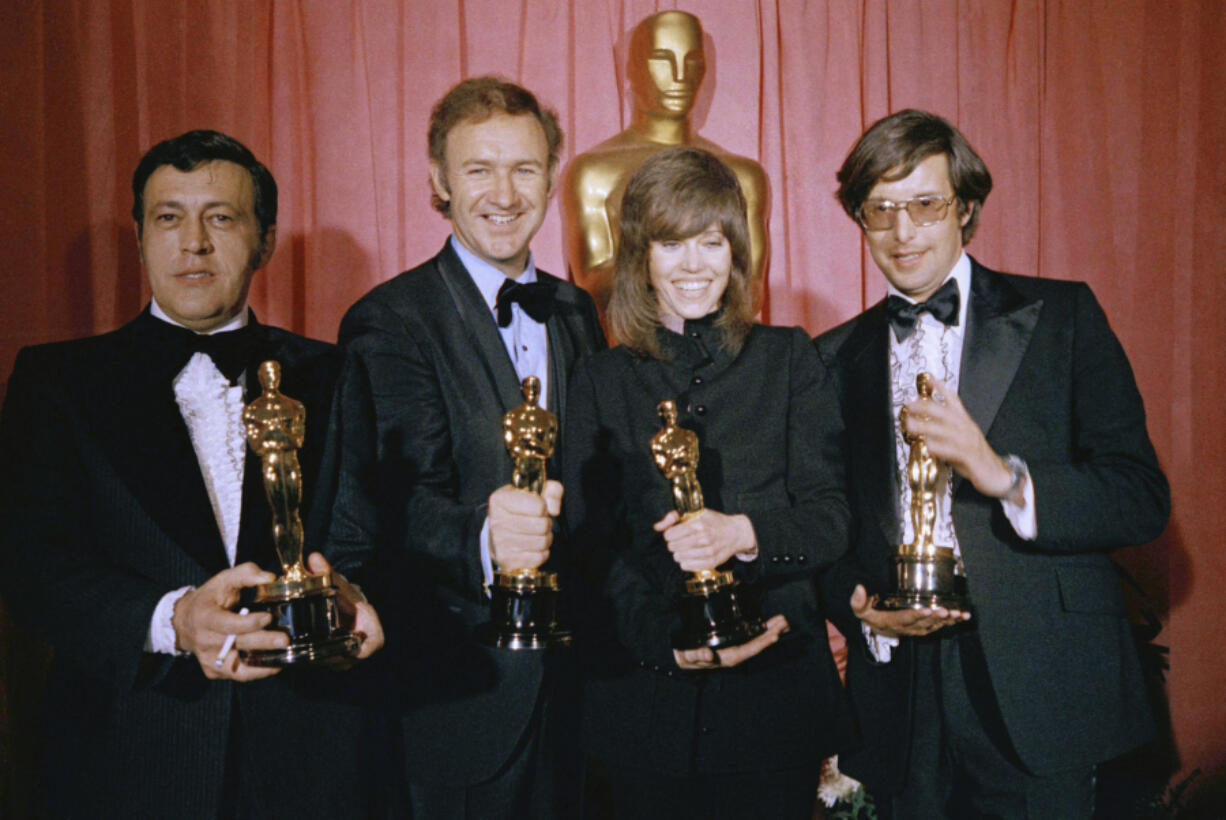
[815,109,1168,818]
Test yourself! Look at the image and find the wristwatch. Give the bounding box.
[1001,454,1027,498]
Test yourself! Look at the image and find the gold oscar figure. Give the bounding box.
[652,400,763,650]
[878,373,970,610]
[240,360,360,665]
[563,10,769,313]
[478,376,572,649]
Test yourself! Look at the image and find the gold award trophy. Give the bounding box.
[651,400,763,650]
[478,376,572,650]
[239,360,360,665]
[878,373,970,611]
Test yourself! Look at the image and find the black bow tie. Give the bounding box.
[495,278,556,328]
[885,278,960,342]
[165,322,256,384]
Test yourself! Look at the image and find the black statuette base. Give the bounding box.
[240,586,360,667]
[477,572,572,651]
[672,577,764,651]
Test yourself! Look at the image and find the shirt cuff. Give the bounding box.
[861,620,899,663]
[145,586,194,655]
[480,516,495,595]
[1000,463,1037,540]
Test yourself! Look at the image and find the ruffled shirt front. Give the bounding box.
[173,352,247,564]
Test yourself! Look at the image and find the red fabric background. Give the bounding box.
[1,0,1222,808]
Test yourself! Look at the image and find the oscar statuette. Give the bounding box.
[651,400,764,650]
[477,376,572,650]
[878,373,970,611]
[239,361,360,665]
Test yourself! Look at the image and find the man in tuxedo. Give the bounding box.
[0,130,381,818]
[815,110,1169,818]
[327,77,605,819]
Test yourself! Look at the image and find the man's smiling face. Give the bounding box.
[862,152,969,302]
[430,112,555,279]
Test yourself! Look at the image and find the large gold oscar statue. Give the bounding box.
[563,10,769,312]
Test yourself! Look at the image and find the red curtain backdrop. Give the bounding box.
[1,0,1223,807]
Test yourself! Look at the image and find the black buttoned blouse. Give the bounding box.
[562,314,853,775]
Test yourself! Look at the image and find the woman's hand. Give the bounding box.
[653,509,758,572]
[673,614,789,669]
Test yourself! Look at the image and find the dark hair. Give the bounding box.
[609,146,753,359]
[427,76,563,216]
[836,109,992,244]
[131,129,277,243]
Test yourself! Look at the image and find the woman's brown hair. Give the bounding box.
[609,146,753,358]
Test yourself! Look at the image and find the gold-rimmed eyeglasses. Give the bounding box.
[857,195,957,231]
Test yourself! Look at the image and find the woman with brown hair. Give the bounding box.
[564,146,853,819]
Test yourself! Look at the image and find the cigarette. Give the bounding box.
[214,607,249,668]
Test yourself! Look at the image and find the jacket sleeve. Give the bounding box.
[1025,284,1170,551]
[740,329,852,581]
[328,296,489,599]
[0,348,168,691]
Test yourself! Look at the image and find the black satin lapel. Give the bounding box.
[235,322,276,570]
[102,330,229,576]
[845,309,901,546]
[543,304,579,483]
[959,275,1043,440]
[545,314,574,417]
[242,312,273,403]
[436,245,524,413]
[235,445,274,569]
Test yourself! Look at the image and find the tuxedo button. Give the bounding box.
[797,554,808,564]
[692,376,704,386]
[782,554,793,563]
[770,555,781,564]
[689,330,700,338]
[700,726,713,735]
[695,405,707,416]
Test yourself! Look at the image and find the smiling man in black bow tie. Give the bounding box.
[0,129,382,818]
[814,110,1169,818]
[326,77,604,819]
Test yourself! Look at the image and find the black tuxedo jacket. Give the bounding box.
[328,242,606,787]
[0,309,368,818]
[816,260,1169,794]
